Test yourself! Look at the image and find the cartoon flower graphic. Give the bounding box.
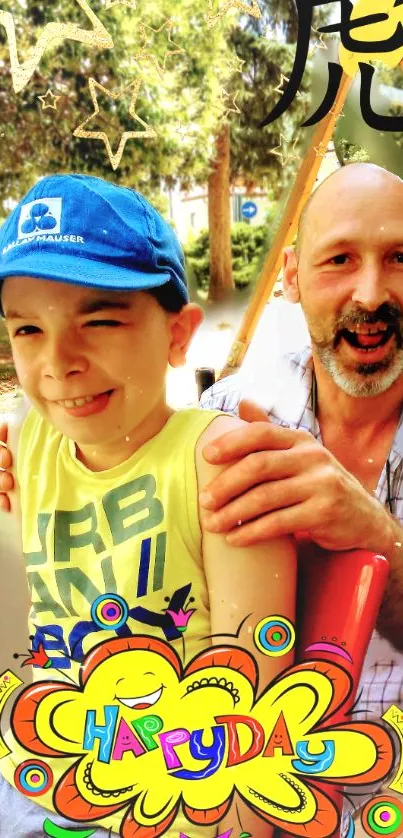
[11,637,394,838]
[16,642,53,669]
[165,607,195,633]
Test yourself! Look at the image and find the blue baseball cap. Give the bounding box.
[0,174,188,304]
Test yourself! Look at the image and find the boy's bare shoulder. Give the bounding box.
[195,413,245,485]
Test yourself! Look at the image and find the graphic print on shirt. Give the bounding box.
[21,585,196,670]
[22,474,199,667]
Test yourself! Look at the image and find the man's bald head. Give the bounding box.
[295,163,403,260]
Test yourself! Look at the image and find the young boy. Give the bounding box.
[0,174,296,837]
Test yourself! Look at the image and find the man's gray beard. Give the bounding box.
[314,343,403,397]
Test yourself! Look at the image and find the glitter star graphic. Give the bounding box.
[73,77,157,171]
[225,53,245,74]
[329,106,345,119]
[105,0,136,8]
[273,73,306,101]
[38,88,60,110]
[175,123,197,141]
[314,142,327,158]
[274,73,289,96]
[0,0,113,94]
[214,88,240,120]
[312,28,327,50]
[206,0,261,29]
[134,19,185,79]
[270,134,300,166]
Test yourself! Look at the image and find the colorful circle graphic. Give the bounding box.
[91,594,129,630]
[14,759,53,797]
[254,616,296,657]
[361,796,403,837]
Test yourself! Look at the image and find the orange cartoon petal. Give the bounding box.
[245,781,339,838]
[326,721,394,785]
[183,797,232,824]
[54,763,124,820]
[12,681,76,756]
[184,645,258,687]
[80,636,182,687]
[274,660,353,723]
[121,801,179,838]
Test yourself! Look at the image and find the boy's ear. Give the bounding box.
[168,303,203,368]
[282,246,300,303]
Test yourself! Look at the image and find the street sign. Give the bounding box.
[241,200,258,219]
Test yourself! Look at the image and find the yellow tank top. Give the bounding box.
[1,407,224,836]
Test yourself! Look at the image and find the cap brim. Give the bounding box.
[0,252,177,293]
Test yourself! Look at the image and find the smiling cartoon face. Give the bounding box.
[85,649,182,718]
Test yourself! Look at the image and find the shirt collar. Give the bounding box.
[260,345,318,435]
[267,346,403,462]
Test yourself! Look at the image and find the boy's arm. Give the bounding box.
[0,392,30,517]
[195,415,297,838]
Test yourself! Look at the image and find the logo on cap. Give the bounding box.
[18,198,62,239]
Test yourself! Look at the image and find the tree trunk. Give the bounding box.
[207,123,234,302]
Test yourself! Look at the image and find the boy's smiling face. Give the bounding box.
[2,276,201,470]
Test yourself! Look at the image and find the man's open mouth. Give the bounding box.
[339,324,395,351]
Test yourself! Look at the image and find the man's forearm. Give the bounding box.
[376,515,403,649]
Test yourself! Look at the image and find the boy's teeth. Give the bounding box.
[59,394,97,407]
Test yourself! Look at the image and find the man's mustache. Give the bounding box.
[333,304,403,347]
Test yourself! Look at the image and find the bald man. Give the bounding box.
[200,162,403,719]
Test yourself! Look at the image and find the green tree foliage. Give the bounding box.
[0,0,331,212]
[185,221,269,291]
[225,2,333,195]
[228,28,311,195]
[0,0,234,211]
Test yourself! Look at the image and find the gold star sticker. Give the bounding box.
[225,53,245,74]
[329,105,345,119]
[38,88,60,110]
[270,134,299,166]
[206,0,261,29]
[312,28,327,49]
[105,0,136,7]
[274,74,289,96]
[73,77,157,171]
[309,28,327,58]
[314,142,327,158]
[0,0,113,94]
[214,88,240,120]
[134,19,185,79]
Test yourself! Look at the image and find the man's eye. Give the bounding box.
[330,254,349,265]
[86,319,122,327]
[392,252,403,263]
[14,325,40,336]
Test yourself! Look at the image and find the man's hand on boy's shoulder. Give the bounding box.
[196,414,245,506]
[0,423,14,512]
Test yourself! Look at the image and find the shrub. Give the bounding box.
[184,222,267,292]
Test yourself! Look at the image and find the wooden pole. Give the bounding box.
[219,71,352,378]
